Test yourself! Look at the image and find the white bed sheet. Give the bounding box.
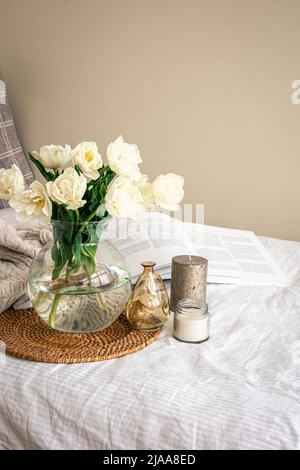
[0,229,299,450]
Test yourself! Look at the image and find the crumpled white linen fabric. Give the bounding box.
[0,235,299,450]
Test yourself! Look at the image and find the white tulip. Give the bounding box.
[0,164,25,200]
[71,141,103,180]
[35,145,72,170]
[46,167,87,210]
[107,135,142,181]
[105,176,146,219]
[9,181,52,225]
[152,173,184,211]
[136,174,154,208]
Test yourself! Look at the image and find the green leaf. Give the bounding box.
[96,205,107,218]
[74,165,81,176]
[57,206,76,244]
[51,241,65,280]
[72,232,82,267]
[81,252,96,277]
[51,201,59,221]
[28,152,57,181]
[105,170,116,187]
[51,206,80,280]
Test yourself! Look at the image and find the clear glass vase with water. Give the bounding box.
[28,219,131,333]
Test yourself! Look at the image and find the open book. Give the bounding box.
[105,212,290,287]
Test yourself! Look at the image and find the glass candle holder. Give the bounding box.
[174,298,209,343]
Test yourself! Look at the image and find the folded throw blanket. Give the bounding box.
[0,219,52,314]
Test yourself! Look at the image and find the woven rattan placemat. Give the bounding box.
[0,308,160,363]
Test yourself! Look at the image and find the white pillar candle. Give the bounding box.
[173,299,209,343]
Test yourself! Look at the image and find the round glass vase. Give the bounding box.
[28,219,132,333]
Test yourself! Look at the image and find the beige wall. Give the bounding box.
[0,0,300,240]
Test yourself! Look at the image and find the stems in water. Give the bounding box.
[97,292,107,310]
[49,293,62,328]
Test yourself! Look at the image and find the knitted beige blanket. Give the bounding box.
[0,219,51,314]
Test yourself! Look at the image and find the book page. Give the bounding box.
[106,214,189,279]
[182,221,289,285]
[105,212,290,287]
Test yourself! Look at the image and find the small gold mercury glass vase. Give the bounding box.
[126,261,170,331]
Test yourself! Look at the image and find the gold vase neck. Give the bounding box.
[141,261,156,272]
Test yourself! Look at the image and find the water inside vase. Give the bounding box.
[29,265,131,333]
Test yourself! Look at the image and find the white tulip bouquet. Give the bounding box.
[0,136,184,284]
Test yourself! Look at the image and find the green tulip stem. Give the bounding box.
[49,293,62,329]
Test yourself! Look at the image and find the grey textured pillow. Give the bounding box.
[0,100,34,209]
[0,80,6,104]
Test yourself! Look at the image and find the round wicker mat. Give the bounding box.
[0,308,160,364]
